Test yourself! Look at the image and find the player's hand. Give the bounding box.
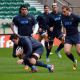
[62,36,65,42]
[50,27,53,32]
[17,59,24,65]
[19,53,25,59]
[38,28,42,32]
[16,49,23,56]
[31,33,35,38]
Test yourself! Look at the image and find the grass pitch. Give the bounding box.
[0,46,80,80]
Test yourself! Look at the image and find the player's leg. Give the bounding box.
[17,51,36,71]
[65,35,78,70]
[24,58,38,73]
[42,33,49,60]
[46,34,54,62]
[64,43,77,70]
[75,44,80,56]
[29,45,54,73]
[55,32,64,58]
[75,33,80,56]
[38,34,43,42]
[46,41,53,62]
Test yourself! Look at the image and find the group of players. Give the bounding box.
[10,3,80,73]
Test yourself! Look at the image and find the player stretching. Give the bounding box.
[62,5,80,70]
[10,34,54,73]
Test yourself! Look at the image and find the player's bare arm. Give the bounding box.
[62,25,66,41]
[11,22,15,33]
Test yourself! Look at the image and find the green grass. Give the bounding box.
[0,46,80,80]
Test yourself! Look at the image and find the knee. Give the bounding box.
[29,58,36,65]
[64,50,70,55]
[48,45,53,50]
[77,50,80,56]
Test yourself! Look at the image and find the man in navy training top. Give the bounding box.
[36,5,53,62]
[10,5,39,69]
[9,34,54,73]
[46,3,64,61]
[62,5,80,70]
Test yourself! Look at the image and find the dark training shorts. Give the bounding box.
[39,29,47,36]
[65,33,80,45]
[33,45,44,56]
[48,31,63,40]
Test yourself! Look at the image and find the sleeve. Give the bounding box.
[32,16,37,25]
[12,17,18,27]
[61,16,65,26]
[14,25,18,34]
[13,45,17,58]
[75,15,80,22]
[33,23,39,34]
[22,37,32,61]
[36,15,41,22]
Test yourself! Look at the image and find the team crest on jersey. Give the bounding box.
[48,37,50,38]
[71,18,74,20]
[43,31,45,32]
[28,18,31,19]
[59,15,61,17]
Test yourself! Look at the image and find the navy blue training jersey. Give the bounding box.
[62,13,80,36]
[48,11,63,33]
[36,13,50,30]
[13,36,43,61]
[12,14,37,36]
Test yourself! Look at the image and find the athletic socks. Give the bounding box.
[67,53,76,62]
[57,43,64,51]
[45,41,49,58]
[25,64,28,66]
[46,49,51,58]
[45,41,48,51]
[35,61,51,68]
[24,59,36,69]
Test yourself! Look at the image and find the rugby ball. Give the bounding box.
[16,46,23,52]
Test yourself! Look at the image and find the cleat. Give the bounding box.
[46,58,50,62]
[24,66,29,69]
[55,50,62,58]
[28,68,38,73]
[49,65,54,73]
[49,52,53,55]
[73,60,77,70]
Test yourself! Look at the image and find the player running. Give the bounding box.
[36,5,53,62]
[62,5,80,70]
[46,3,64,61]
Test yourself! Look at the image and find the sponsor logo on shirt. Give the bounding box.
[21,21,28,24]
[54,17,61,21]
[64,22,72,25]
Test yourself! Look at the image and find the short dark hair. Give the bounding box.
[9,34,19,40]
[44,5,49,9]
[62,5,70,11]
[19,4,28,13]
